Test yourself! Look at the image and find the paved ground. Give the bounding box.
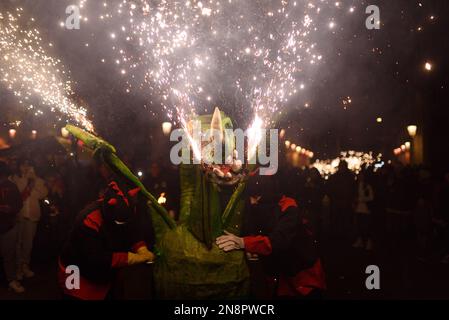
[1,237,448,300]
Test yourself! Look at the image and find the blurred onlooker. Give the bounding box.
[352,172,375,250]
[302,168,325,236]
[10,159,48,280]
[385,166,416,247]
[438,171,449,264]
[45,171,65,218]
[0,161,24,293]
[143,162,178,219]
[327,161,356,239]
[37,171,66,259]
[413,169,434,258]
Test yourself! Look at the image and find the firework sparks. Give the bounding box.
[76,0,349,129]
[0,9,94,132]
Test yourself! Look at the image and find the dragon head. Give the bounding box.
[186,107,246,187]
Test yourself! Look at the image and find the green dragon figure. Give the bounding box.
[65,108,252,299]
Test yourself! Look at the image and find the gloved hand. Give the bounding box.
[216,231,245,252]
[136,246,155,262]
[127,249,155,265]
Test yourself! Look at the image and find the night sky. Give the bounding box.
[1,0,448,168]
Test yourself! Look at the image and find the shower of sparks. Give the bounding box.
[0,9,94,132]
[247,114,263,162]
[76,0,348,128]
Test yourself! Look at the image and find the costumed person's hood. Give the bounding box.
[101,181,140,224]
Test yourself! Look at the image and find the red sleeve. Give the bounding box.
[132,241,146,253]
[243,235,272,256]
[279,196,298,212]
[111,252,128,268]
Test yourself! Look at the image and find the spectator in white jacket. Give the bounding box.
[10,159,48,279]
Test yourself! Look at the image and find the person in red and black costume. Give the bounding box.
[58,180,155,300]
[216,175,326,299]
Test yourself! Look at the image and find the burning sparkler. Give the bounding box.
[74,0,350,130]
[0,9,94,132]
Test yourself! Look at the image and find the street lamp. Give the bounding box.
[405,141,411,150]
[61,127,70,138]
[162,122,172,136]
[9,129,17,139]
[407,125,417,138]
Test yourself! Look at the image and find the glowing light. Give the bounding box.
[376,117,383,123]
[9,129,17,139]
[162,122,173,136]
[424,62,432,71]
[61,127,70,138]
[285,140,291,148]
[313,151,382,178]
[407,125,417,138]
[405,141,411,150]
[158,192,167,204]
[279,129,286,139]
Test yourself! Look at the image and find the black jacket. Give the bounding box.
[0,179,23,234]
[243,195,319,277]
